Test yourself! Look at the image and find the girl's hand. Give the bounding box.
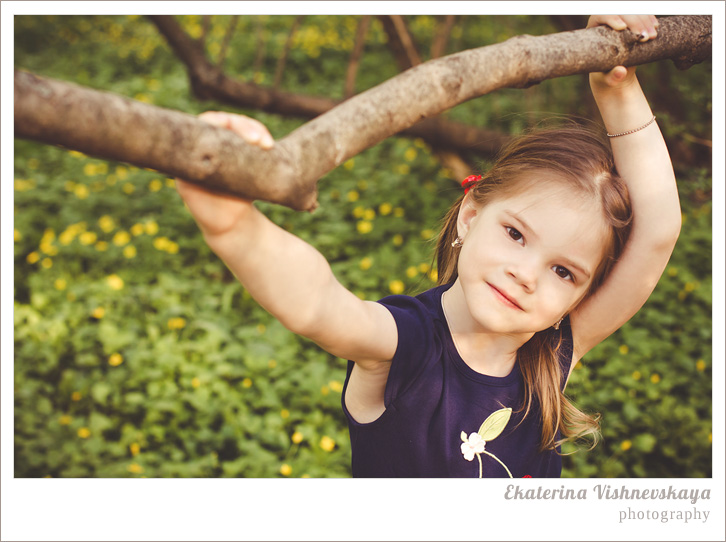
[175,111,275,238]
[586,15,659,91]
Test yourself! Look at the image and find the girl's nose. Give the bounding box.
[506,262,537,292]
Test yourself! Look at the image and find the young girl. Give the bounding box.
[175,15,680,478]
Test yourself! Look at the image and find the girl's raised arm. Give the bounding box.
[176,112,398,368]
[570,15,682,363]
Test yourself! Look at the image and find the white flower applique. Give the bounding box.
[460,407,513,478]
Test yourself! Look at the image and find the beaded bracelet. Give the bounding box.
[606,115,656,138]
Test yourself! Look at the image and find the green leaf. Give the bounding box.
[478,407,512,442]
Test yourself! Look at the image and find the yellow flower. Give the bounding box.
[28,158,40,169]
[98,215,115,233]
[77,427,91,439]
[363,208,376,221]
[165,241,179,254]
[268,359,277,369]
[92,307,106,319]
[357,179,368,191]
[130,224,145,236]
[619,345,629,355]
[106,274,124,290]
[149,179,163,192]
[256,324,266,334]
[620,440,632,451]
[347,190,360,202]
[685,282,697,292]
[95,241,109,252]
[418,263,431,273]
[280,463,292,476]
[321,385,330,396]
[406,266,418,278]
[54,278,67,291]
[420,228,435,240]
[379,202,393,216]
[14,229,22,242]
[191,377,201,389]
[357,220,373,234]
[74,184,89,199]
[396,164,410,175]
[71,391,82,401]
[319,436,335,452]
[696,359,706,372]
[127,463,144,474]
[123,245,137,259]
[329,380,343,393]
[632,370,641,381]
[116,166,128,179]
[650,373,661,384]
[167,317,186,330]
[404,147,417,161]
[130,443,140,456]
[389,280,405,295]
[242,378,252,388]
[79,231,97,245]
[352,206,365,218]
[59,230,75,245]
[41,258,53,269]
[281,409,290,419]
[428,269,438,282]
[359,257,373,271]
[343,159,355,170]
[113,231,131,246]
[69,150,86,159]
[667,266,678,276]
[59,415,72,425]
[83,163,97,176]
[393,207,405,218]
[108,353,123,366]
[153,237,170,251]
[291,431,303,444]
[123,182,135,194]
[26,251,40,264]
[392,234,403,246]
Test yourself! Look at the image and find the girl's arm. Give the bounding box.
[176,112,398,368]
[570,15,682,363]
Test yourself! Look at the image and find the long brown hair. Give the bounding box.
[436,123,632,451]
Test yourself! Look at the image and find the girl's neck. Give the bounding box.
[442,282,533,377]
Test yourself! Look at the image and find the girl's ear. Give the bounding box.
[456,195,479,239]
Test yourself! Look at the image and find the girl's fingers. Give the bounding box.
[587,14,659,41]
[198,111,275,149]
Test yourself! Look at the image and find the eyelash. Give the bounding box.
[505,226,574,283]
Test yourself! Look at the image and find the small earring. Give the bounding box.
[553,317,564,331]
[451,236,464,248]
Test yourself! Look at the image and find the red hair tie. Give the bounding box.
[461,175,482,194]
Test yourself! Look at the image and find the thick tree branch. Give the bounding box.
[149,14,506,157]
[15,16,711,212]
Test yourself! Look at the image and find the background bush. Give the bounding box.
[13,15,712,478]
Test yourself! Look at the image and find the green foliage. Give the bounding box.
[14,15,711,478]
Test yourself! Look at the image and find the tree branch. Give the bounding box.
[431,15,456,59]
[149,14,507,156]
[15,16,711,212]
[217,15,239,67]
[378,15,422,70]
[273,15,304,89]
[344,15,371,99]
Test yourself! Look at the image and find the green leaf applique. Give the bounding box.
[460,407,514,478]
[477,407,512,441]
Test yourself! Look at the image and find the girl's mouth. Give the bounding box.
[488,283,524,311]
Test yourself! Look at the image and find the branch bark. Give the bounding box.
[15,16,711,212]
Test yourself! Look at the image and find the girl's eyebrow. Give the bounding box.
[504,210,592,279]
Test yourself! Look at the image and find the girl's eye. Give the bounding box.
[506,226,523,243]
[553,265,574,282]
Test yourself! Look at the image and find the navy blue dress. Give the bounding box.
[342,283,573,478]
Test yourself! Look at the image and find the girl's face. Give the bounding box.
[455,181,608,336]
